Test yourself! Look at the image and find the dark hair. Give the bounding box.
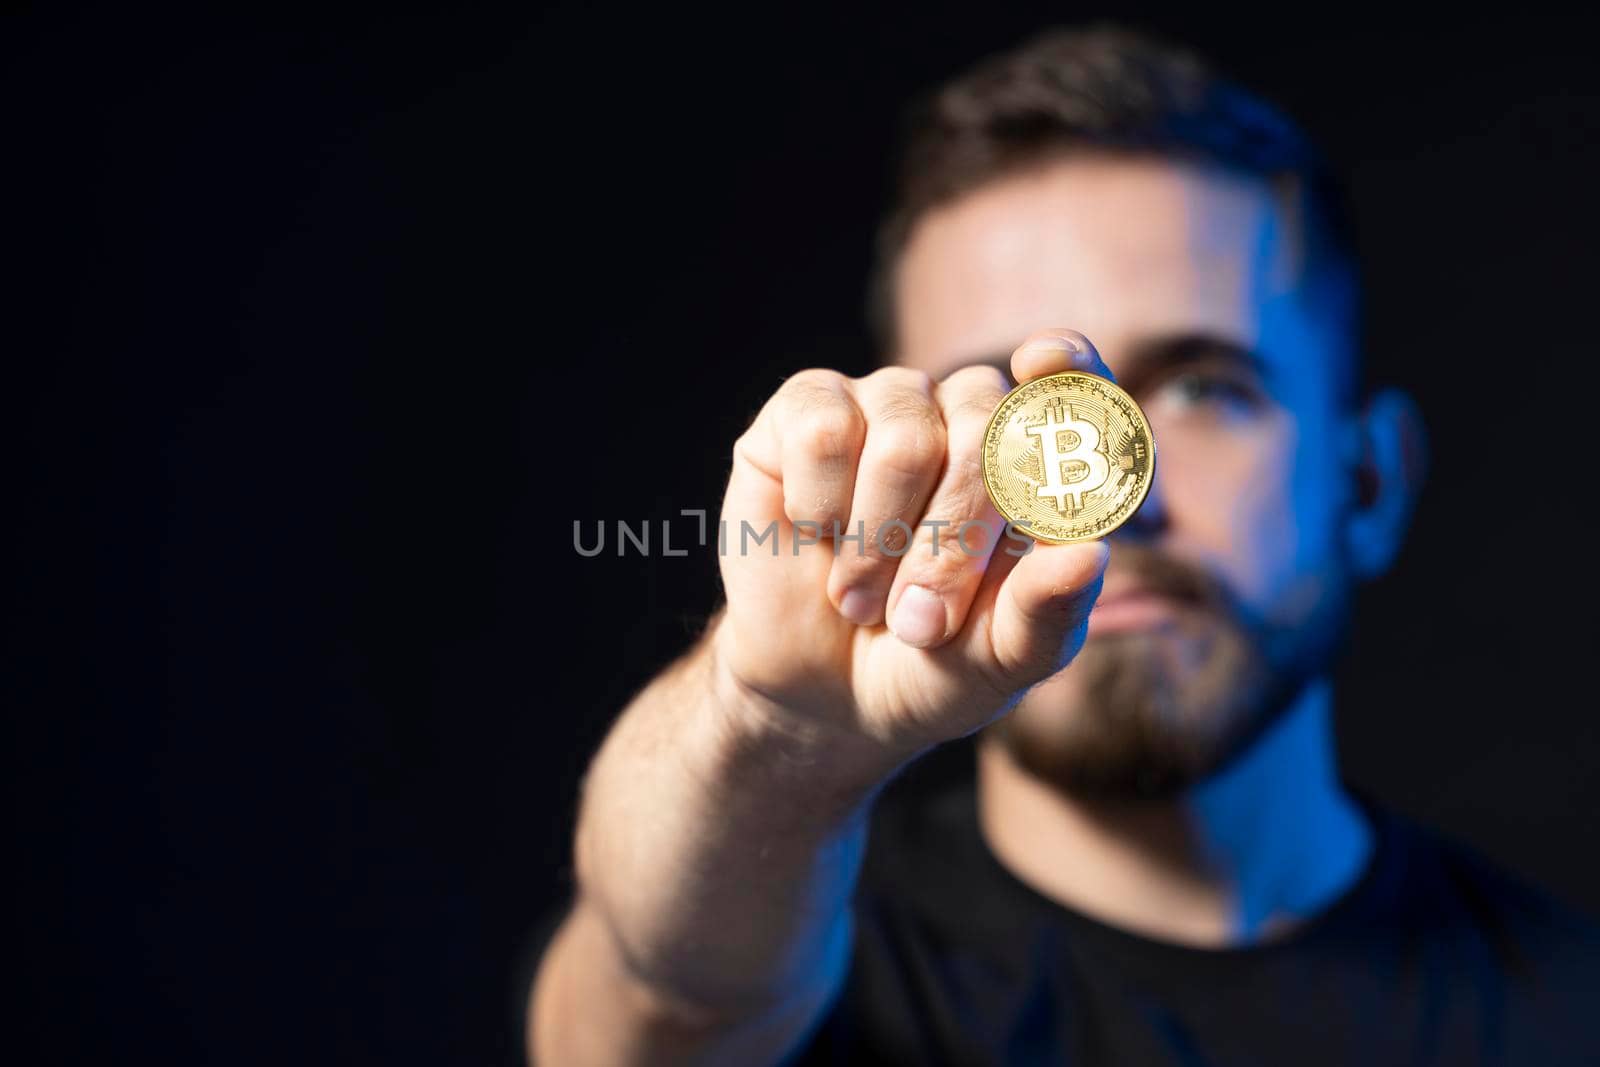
[867,23,1363,403]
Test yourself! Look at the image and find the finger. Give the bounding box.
[1010,327,1116,385]
[747,369,866,531]
[960,538,1110,696]
[882,364,1010,649]
[826,367,946,627]
[721,370,860,641]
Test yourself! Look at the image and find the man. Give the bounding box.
[527,23,1599,1065]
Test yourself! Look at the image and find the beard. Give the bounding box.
[983,541,1352,800]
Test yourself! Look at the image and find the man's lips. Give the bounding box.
[1086,584,1195,636]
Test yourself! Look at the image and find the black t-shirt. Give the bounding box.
[788,778,1600,1066]
[520,776,1600,1066]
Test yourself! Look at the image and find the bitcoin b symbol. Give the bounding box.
[1026,401,1110,513]
[981,369,1155,544]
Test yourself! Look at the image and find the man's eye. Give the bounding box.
[1157,371,1260,414]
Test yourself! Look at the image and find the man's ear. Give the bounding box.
[1341,387,1429,580]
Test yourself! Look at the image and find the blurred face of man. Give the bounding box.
[893,153,1359,797]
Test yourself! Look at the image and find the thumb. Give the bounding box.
[984,540,1109,686]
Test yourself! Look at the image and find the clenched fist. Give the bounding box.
[710,328,1115,759]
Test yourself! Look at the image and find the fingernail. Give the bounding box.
[889,585,945,647]
[1023,335,1079,355]
[839,587,878,626]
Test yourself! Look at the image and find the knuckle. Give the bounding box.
[869,415,944,477]
[942,370,1010,425]
[947,472,995,524]
[942,363,1010,395]
[778,370,853,420]
[942,407,990,462]
[782,367,848,396]
[865,365,934,395]
[870,520,915,558]
[918,525,981,578]
[784,492,834,525]
[731,427,767,472]
[776,373,862,468]
[794,405,863,464]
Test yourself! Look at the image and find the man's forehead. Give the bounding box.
[891,154,1301,380]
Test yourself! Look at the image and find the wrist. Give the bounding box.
[696,618,920,813]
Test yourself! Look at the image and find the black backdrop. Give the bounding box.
[11,6,1600,1064]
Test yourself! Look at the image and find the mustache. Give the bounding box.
[1102,542,1235,614]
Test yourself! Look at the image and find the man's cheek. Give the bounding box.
[1236,492,1343,630]
[1222,456,1315,615]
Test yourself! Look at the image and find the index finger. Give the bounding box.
[1009,327,1116,385]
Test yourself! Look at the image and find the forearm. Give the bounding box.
[531,621,917,1063]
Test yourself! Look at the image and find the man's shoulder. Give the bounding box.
[1365,800,1600,984]
[855,770,1600,981]
[1352,801,1600,1060]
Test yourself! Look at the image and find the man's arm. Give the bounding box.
[528,621,915,1065]
[528,332,1116,1064]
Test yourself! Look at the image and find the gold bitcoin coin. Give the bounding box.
[981,371,1156,544]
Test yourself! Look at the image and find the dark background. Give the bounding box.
[10,6,1600,1064]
